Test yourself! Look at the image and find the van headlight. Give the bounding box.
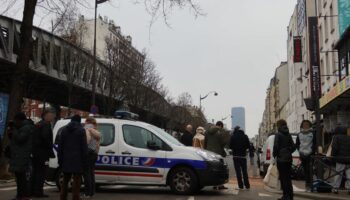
[196,150,221,162]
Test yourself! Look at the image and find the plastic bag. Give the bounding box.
[264,163,280,189]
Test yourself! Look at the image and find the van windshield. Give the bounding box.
[148,125,184,146]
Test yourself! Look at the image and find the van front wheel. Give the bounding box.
[169,167,198,195]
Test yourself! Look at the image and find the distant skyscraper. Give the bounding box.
[231,107,246,132]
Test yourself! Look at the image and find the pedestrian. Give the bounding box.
[204,121,229,190]
[83,117,101,198]
[58,115,88,200]
[193,126,205,149]
[249,142,256,166]
[331,126,350,194]
[9,112,35,200]
[296,120,315,192]
[31,109,56,198]
[180,124,193,146]
[230,128,251,190]
[273,119,296,200]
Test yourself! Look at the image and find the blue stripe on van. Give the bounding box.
[96,155,207,170]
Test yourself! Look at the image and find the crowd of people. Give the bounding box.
[178,121,254,191]
[2,110,349,200]
[4,112,101,200]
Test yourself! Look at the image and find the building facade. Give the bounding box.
[231,107,246,132]
[259,62,289,145]
[286,0,316,133]
[319,0,350,139]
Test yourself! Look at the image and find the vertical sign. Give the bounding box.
[294,37,303,63]
[308,17,321,98]
[0,93,9,138]
[297,0,306,35]
[338,0,350,37]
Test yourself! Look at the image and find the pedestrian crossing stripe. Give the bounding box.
[259,193,272,197]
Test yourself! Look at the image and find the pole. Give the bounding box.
[92,1,97,107]
[199,95,202,110]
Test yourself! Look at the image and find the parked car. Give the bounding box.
[47,113,229,195]
[259,133,300,176]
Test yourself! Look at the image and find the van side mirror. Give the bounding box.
[147,141,161,150]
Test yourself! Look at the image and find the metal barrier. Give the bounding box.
[311,155,350,189]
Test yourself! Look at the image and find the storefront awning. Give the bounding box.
[319,75,350,112]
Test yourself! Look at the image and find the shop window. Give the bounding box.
[340,56,347,80]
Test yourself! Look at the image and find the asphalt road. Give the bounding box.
[0,156,310,200]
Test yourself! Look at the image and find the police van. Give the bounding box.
[48,113,229,194]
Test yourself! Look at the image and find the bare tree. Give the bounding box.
[177,92,193,107]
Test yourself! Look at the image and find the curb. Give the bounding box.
[264,185,349,200]
[0,179,16,188]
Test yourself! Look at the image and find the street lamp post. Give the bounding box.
[91,0,108,111]
[199,91,218,110]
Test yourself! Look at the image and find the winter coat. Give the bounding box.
[296,129,316,157]
[9,120,35,173]
[193,133,205,149]
[32,120,55,162]
[180,131,194,147]
[204,127,229,157]
[58,122,88,174]
[332,134,350,164]
[229,130,250,157]
[273,126,296,163]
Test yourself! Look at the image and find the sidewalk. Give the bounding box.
[264,180,349,200]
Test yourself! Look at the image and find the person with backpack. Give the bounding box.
[273,119,296,200]
[230,128,251,190]
[296,120,315,192]
[9,112,35,200]
[31,109,56,198]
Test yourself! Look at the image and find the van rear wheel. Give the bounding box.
[169,167,198,195]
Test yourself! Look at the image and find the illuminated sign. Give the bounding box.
[308,17,321,97]
[320,75,350,108]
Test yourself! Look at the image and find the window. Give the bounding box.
[330,4,335,33]
[301,91,304,107]
[97,124,115,146]
[122,125,163,149]
[324,16,329,42]
[55,123,115,147]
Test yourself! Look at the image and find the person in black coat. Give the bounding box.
[58,115,87,200]
[273,119,296,200]
[331,126,350,194]
[31,109,56,198]
[180,124,193,146]
[230,128,251,189]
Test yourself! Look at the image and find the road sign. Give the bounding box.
[90,105,99,115]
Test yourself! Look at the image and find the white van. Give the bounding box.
[47,115,229,195]
[259,134,300,175]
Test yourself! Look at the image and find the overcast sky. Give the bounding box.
[3,0,297,137]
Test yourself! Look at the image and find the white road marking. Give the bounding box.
[293,184,305,192]
[0,186,17,191]
[0,186,55,191]
[187,196,194,200]
[259,193,272,197]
